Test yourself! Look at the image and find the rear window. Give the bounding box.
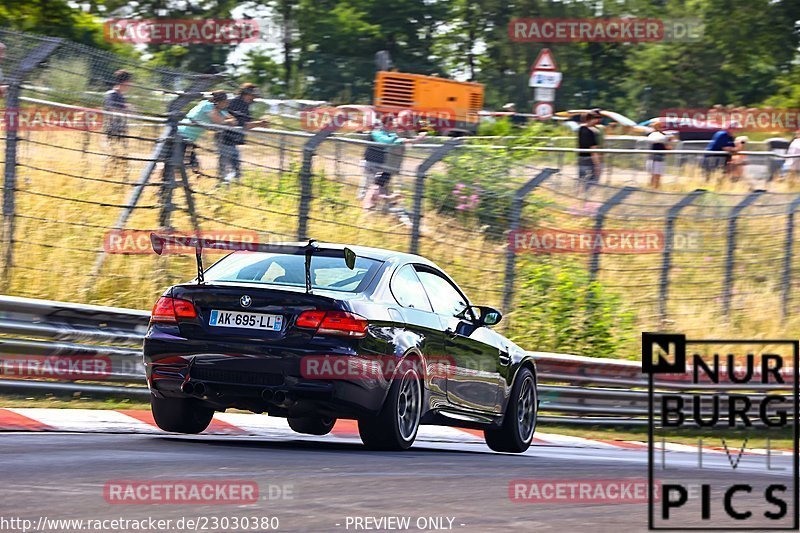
[203,251,381,293]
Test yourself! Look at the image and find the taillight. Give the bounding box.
[150,296,197,324]
[296,310,368,338]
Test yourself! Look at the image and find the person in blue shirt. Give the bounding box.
[361,114,426,210]
[177,90,235,172]
[178,90,234,143]
[702,125,739,181]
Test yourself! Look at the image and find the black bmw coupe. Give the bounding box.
[143,235,538,452]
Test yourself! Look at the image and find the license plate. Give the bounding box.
[208,310,283,331]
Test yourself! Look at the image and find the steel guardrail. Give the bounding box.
[0,295,791,426]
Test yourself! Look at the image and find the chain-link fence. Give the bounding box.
[2,29,800,357]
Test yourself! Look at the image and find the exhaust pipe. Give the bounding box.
[261,389,274,401]
[273,390,287,404]
[181,381,207,396]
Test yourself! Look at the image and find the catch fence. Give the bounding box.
[2,29,800,355]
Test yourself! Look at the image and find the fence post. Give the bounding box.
[588,186,638,283]
[158,136,177,230]
[297,127,338,241]
[409,139,461,255]
[502,168,558,320]
[659,189,705,324]
[1,38,63,288]
[278,133,286,180]
[722,190,765,316]
[780,195,800,320]
[334,139,342,180]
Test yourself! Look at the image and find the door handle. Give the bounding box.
[498,350,511,366]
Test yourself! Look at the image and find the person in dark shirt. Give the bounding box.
[103,70,132,142]
[577,111,602,192]
[702,125,739,182]
[217,83,270,183]
[102,70,133,179]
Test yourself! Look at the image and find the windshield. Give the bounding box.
[203,251,382,293]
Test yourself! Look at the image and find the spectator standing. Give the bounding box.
[503,103,528,128]
[177,90,235,171]
[646,119,672,189]
[103,70,132,145]
[702,125,738,181]
[361,114,426,210]
[784,129,800,182]
[217,83,270,183]
[577,111,602,192]
[729,136,749,182]
[102,69,133,179]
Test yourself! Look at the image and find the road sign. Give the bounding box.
[532,48,557,71]
[529,70,562,88]
[534,87,556,102]
[534,102,553,120]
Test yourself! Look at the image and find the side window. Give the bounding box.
[391,265,433,312]
[415,269,469,317]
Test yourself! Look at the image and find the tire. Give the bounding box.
[150,394,214,434]
[484,367,537,453]
[288,415,336,436]
[358,362,422,451]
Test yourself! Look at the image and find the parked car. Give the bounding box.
[555,109,649,135]
[143,236,539,452]
[638,116,724,141]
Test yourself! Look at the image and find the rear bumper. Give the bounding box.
[145,348,392,417]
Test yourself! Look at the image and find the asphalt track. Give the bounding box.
[0,425,795,533]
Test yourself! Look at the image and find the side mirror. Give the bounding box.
[343,247,357,270]
[467,305,502,327]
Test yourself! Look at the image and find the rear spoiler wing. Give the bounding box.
[149,233,357,293]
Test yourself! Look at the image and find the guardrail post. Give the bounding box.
[780,194,800,321]
[298,127,339,240]
[503,169,558,320]
[659,189,705,324]
[588,186,638,283]
[1,38,63,288]
[409,139,461,255]
[722,190,765,316]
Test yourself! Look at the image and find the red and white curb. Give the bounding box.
[0,408,790,455]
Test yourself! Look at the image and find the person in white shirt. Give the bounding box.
[646,119,672,189]
[784,129,800,182]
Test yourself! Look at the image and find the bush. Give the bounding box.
[508,259,635,359]
[425,121,558,239]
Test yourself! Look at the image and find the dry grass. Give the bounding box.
[3,127,799,359]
